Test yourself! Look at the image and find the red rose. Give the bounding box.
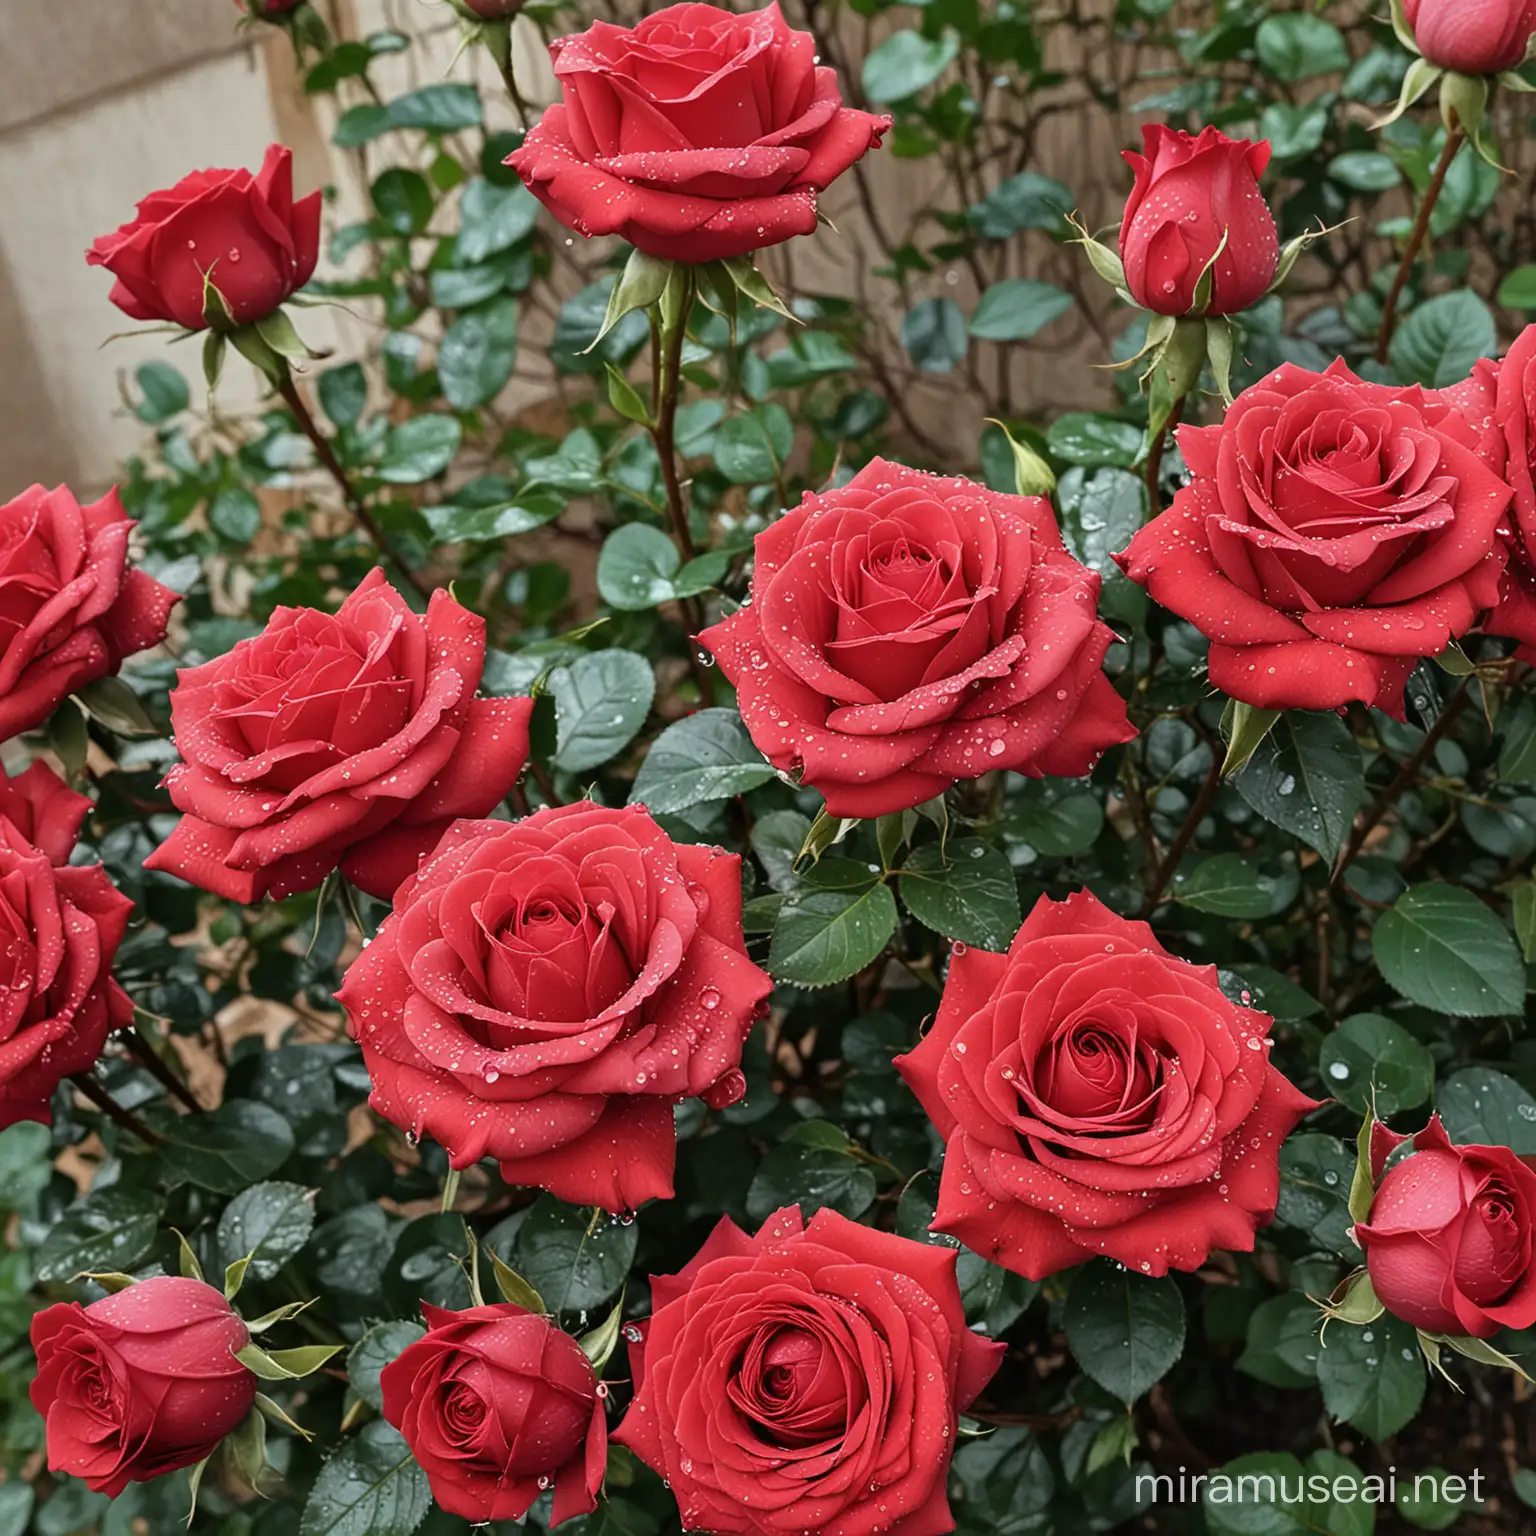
[1358,1117,1536,1339]
[1403,0,1536,75]
[0,485,177,744]
[380,1301,606,1526]
[1119,126,1279,317]
[30,1276,257,1496]
[506,2,889,263]
[87,144,320,331]
[144,568,532,903]
[1438,325,1536,658]
[895,890,1319,1280]
[613,1206,1003,1536]
[1116,359,1512,714]
[336,801,772,1213]
[0,762,135,1130]
[697,458,1135,820]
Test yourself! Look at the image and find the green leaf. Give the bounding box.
[1238,1293,1323,1388]
[319,363,368,428]
[346,1321,426,1414]
[0,1485,33,1536]
[437,297,518,409]
[36,1189,161,1283]
[76,676,158,737]
[1317,1312,1425,1441]
[751,810,813,893]
[967,171,1073,239]
[1318,1014,1435,1118]
[900,298,968,373]
[1498,265,1536,309]
[1389,290,1498,388]
[1045,413,1142,468]
[134,361,190,423]
[769,864,899,988]
[300,1420,430,1536]
[969,280,1073,341]
[1056,466,1147,577]
[630,708,775,815]
[1255,13,1350,81]
[376,415,462,484]
[714,405,793,484]
[370,167,434,236]
[386,82,483,133]
[1329,152,1402,193]
[157,1101,297,1195]
[1233,710,1364,863]
[597,524,684,611]
[898,839,1021,950]
[1004,786,1104,858]
[1373,884,1526,1017]
[1397,1468,1468,1530]
[605,363,653,426]
[513,1197,637,1313]
[1260,101,1330,161]
[1175,854,1286,919]
[1276,1134,1360,1257]
[209,488,262,544]
[1437,1067,1536,1155]
[217,1181,316,1283]
[861,29,959,102]
[1204,1450,1368,1536]
[949,1425,1056,1531]
[1063,1260,1185,1403]
[550,650,655,774]
[457,179,539,263]
[746,1140,877,1224]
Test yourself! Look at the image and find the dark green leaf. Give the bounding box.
[218,1181,316,1282]
[1234,710,1364,863]
[1064,1260,1185,1402]
[898,838,1021,950]
[1318,1014,1434,1118]
[1317,1312,1425,1441]
[1373,884,1525,1017]
[550,650,655,773]
[513,1197,637,1313]
[437,297,518,409]
[158,1101,297,1195]
[36,1189,161,1283]
[630,709,775,814]
[300,1420,430,1536]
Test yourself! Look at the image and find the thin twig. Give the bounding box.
[275,370,434,601]
[120,1025,202,1114]
[1140,750,1223,918]
[70,1074,162,1146]
[1375,127,1465,364]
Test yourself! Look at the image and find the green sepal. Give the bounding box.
[203,330,227,391]
[795,807,856,872]
[1388,0,1420,55]
[175,1230,204,1284]
[256,307,321,362]
[224,1254,253,1302]
[1318,1269,1385,1333]
[606,364,656,427]
[242,1299,316,1335]
[588,247,676,353]
[490,1249,548,1314]
[1068,213,1128,291]
[1420,1331,1534,1383]
[984,418,1056,498]
[76,675,159,737]
[235,1342,343,1381]
[224,1405,269,1495]
[1219,699,1281,778]
[1144,318,1207,447]
[185,1458,208,1529]
[1205,316,1236,405]
[578,1292,625,1373]
[228,324,287,388]
[1435,640,1476,676]
[1439,73,1501,168]
[47,699,89,784]
[79,1272,138,1294]
[254,1391,314,1440]
[1374,55,1442,130]
[202,270,236,333]
[1348,1103,1376,1228]
[721,256,799,323]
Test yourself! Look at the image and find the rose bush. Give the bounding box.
[506,2,890,261]
[699,458,1135,818]
[11,0,1536,1531]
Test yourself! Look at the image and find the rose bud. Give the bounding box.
[0,485,178,744]
[380,1302,606,1526]
[1119,125,1279,317]
[506,2,889,262]
[144,568,534,904]
[30,1276,258,1495]
[1403,0,1536,76]
[87,144,320,332]
[0,762,137,1131]
[614,1206,1002,1536]
[449,0,524,17]
[1116,359,1512,715]
[1358,1117,1536,1339]
[236,0,304,13]
[697,458,1135,820]
[895,889,1319,1280]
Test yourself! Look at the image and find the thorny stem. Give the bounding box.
[1333,679,1472,881]
[1375,126,1465,364]
[70,1074,162,1146]
[1139,748,1223,918]
[275,369,434,602]
[1144,395,1187,514]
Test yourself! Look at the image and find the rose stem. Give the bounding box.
[1144,394,1187,513]
[647,282,717,708]
[1374,124,1466,364]
[1139,748,1223,918]
[1333,678,1471,881]
[274,368,435,603]
[69,1073,162,1145]
[120,1023,202,1113]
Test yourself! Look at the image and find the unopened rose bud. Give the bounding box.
[1404,0,1536,76]
[449,0,524,18]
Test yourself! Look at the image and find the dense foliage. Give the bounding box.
[4,2,1536,1535]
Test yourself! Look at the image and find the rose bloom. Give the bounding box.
[698,458,1134,820]
[1437,324,1536,658]
[337,801,772,1213]
[381,1301,606,1526]
[1358,1117,1536,1339]
[1119,126,1279,317]
[895,890,1319,1280]
[0,485,178,744]
[1404,0,1536,75]
[507,2,889,262]
[1116,359,1512,714]
[87,144,319,331]
[30,1276,257,1496]
[144,569,531,904]
[0,762,136,1130]
[614,1206,1002,1536]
